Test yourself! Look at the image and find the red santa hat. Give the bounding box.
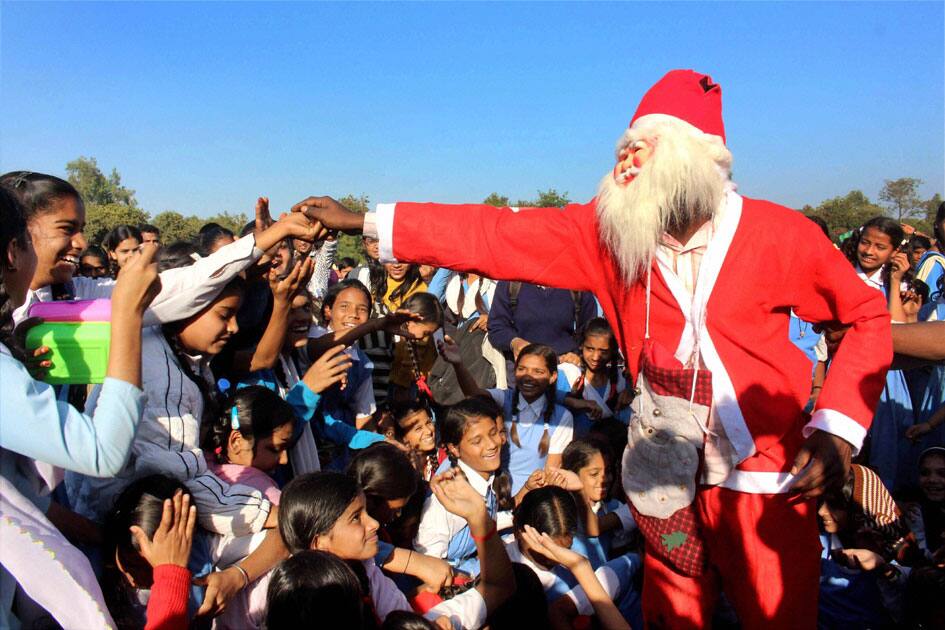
[629,70,725,144]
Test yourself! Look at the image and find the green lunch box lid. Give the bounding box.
[25,321,111,385]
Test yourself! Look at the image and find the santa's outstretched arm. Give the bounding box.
[295,196,603,292]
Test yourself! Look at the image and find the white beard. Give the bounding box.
[595,123,731,286]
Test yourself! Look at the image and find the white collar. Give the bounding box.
[456,458,494,497]
[516,392,548,416]
[856,264,884,291]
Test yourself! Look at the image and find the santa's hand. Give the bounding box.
[292,196,365,234]
[790,430,852,499]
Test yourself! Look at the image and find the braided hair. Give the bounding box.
[205,385,296,464]
[400,292,444,403]
[158,251,245,429]
[577,317,621,410]
[0,186,30,362]
[510,344,557,457]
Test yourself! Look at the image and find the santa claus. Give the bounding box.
[298,70,891,628]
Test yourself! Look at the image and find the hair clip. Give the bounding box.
[230,406,240,431]
[9,172,33,188]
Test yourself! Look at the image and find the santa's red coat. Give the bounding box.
[375,192,890,482]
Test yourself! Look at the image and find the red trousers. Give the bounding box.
[642,486,820,630]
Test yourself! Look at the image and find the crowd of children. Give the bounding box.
[0,168,943,629]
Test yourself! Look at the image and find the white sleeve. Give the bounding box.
[366,561,412,620]
[814,335,828,363]
[548,409,574,455]
[352,371,377,419]
[307,239,338,299]
[426,588,488,630]
[414,494,451,559]
[139,233,261,326]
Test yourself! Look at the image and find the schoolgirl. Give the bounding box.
[0,186,158,629]
[444,341,574,495]
[560,438,636,564]
[78,244,110,278]
[414,397,511,576]
[851,217,918,493]
[391,400,444,482]
[276,469,513,629]
[389,292,444,403]
[67,211,324,534]
[102,475,197,630]
[563,318,632,435]
[348,444,457,595]
[102,224,143,277]
[503,487,640,629]
[902,447,945,561]
[1,171,287,328]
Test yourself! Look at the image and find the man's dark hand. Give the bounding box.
[291,196,365,234]
[790,429,853,498]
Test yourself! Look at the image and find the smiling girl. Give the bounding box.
[103,225,143,277]
[414,397,511,576]
[849,217,918,493]
[444,341,574,495]
[277,468,513,628]
[391,400,443,482]
[2,172,301,327]
[564,318,632,435]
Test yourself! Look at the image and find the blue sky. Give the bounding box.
[1,1,942,218]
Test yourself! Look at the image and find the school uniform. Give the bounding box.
[12,232,262,325]
[415,458,505,575]
[559,361,633,435]
[66,327,273,537]
[818,533,903,627]
[504,536,643,627]
[857,266,918,493]
[0,342,145,629]
[485,388,574,495]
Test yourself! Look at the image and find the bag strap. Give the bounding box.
[509,281,522,312]
[570,290,582,335]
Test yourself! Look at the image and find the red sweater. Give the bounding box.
[379,192,891,476]
[145,565,191,630]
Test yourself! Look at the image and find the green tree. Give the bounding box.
[205,211,250,236]
[925,193,943,224]
[805,190,883,240]
[66,156,137,207]
[85,203,151,245]
[879,177,924,221]
[335,194,370,265]
[483,193,510,207]
[152,211,203,243]
[515,188,571,208]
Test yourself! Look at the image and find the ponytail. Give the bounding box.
[206,385,296,464]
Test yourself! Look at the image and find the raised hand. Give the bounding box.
[520,524,588,572]
[111,241,162,316]
[269,257,314,304]
[890,251,910,282]
[544,467,584,492]
[302,344,352,394]
[381,309,423,335]
[254,197,274,235]
[129,490,196,569]
[437,335,463,365]
[291,196,366,234]
[430,468,488,522]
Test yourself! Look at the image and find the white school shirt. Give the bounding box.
[365,559,488,629]
[485,389,574,455]
[415,458,496,559]
[306,324,376,420]
[12,232,261,325]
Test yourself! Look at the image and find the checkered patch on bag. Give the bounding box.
[630,501,707,577]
